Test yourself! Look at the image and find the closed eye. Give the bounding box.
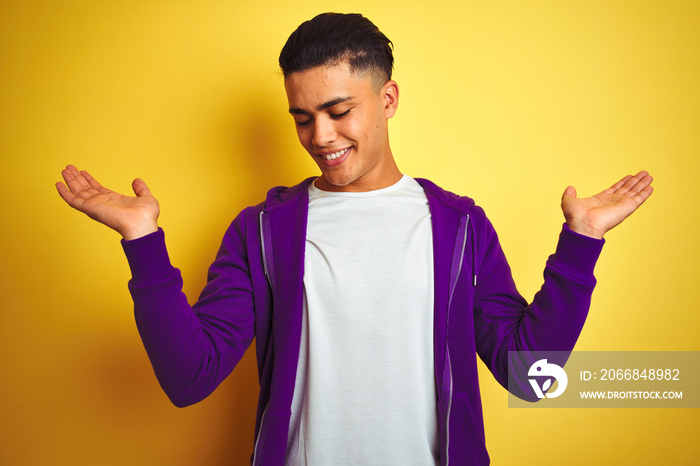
[330,109,351,119]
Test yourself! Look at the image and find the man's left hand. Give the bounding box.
[561,170,654,239]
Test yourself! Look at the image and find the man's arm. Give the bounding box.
[56,165,256,406]
[473,171,653,393]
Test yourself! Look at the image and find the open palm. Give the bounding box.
[56,165,160,240]
[561,171,654,239]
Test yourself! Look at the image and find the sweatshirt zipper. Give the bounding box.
[448,214,469,308]
[445,213,469,466]
[260,210,275,290]
[254,210,275,465]
[252,401,270,465]
[257,200,472,463]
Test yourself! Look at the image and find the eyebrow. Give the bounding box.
[289,96,352,115]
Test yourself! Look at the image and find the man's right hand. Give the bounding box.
[56,165,160,241]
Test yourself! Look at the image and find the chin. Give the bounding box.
[319,168,354,185]
[322,177,352,188]
[317,172,359,190]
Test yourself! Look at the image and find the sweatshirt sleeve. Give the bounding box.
[121,215,256,407]
[472,219,604,393]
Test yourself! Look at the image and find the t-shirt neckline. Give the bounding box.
[309,174,409,197]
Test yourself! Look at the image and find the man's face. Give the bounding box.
[284,62,399,192]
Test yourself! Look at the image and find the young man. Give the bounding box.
[56,13,653,466]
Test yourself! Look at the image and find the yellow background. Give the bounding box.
[1,0,698,464]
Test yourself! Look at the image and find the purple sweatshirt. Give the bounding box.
[121,177,604,465]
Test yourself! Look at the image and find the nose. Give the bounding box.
[311,116,337,147]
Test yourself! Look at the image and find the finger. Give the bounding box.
[61,167,87,194]
[132,178,152,197]
[65,165,92,191]
[65,164,80,175]
[56,181,82,209]
[81,170,110,194]
[632,185,654,205]
[561,185,577,200]
[56,181,73,201]
[617,171,651,198]
[603,175,633,194]
[626,173,653,197]
[62,167,102,200]
[617,170,650,196]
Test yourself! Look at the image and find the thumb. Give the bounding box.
[132,178,152,197]
[562,185,577,200]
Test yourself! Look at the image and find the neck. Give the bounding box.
[316,150,403,192]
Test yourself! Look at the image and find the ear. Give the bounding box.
[382,80,399,119]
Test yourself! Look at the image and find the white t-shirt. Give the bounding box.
[286,175,438,465]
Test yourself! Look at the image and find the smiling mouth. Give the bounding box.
[319,147,350,160]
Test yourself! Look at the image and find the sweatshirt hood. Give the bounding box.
[415,178,476,214]
[263,177,316,211]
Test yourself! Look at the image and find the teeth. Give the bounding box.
[322,147,349,160]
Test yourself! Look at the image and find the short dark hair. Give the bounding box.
[279,13,394,86]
